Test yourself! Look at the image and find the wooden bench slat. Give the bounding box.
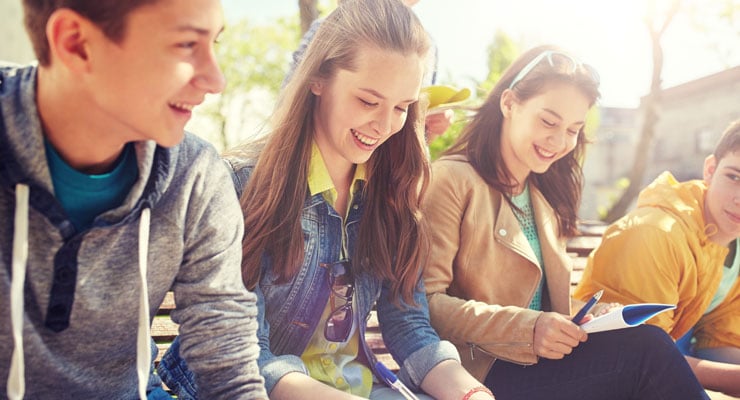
[156,292,175,315]
[566,236,602,257]
[152,315,179,342]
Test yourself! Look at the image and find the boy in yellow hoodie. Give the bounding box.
[575,119,740,397]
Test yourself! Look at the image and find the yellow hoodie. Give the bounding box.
[575,172,740,350]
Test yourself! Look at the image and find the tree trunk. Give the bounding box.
[603,1,680,223]
[298,0,318,35]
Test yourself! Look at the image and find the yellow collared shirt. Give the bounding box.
[301,142,372,396]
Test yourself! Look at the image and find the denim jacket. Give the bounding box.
[158,157,459,397]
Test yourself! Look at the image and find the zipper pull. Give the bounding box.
[469,343,476,361]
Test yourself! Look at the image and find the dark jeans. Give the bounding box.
[484,325,708,400]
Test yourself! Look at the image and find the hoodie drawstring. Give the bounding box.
[8,184,29,400]
[137,208,151,400]
[8,183,151,399]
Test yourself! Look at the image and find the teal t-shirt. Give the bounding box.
[45,140,138,231]
[676,239,739,355]
[706,238,740,314]
[511,184,546,310]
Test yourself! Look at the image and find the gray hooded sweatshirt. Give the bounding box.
[0,63,266,399]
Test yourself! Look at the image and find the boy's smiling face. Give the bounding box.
[704,150,740,245]
[84,0,225,147]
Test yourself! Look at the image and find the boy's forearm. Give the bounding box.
[686,355,740,397]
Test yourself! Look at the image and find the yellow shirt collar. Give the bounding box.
[308,142,366,205]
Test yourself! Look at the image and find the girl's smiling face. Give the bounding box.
[500,81,591,191]
[310,44,424,178]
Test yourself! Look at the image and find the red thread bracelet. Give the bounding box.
[462,385,494,400]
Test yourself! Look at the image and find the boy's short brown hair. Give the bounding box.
[23,0,158,66]
[713,119,740,161]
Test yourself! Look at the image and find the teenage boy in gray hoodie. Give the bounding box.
[0,0,266,399]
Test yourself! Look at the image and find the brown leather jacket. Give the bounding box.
[422,155,574,381]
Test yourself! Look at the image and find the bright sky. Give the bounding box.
[227,0,739,108]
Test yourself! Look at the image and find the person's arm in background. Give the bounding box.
[282,18,323,87]
[686,357,740,397]
[691,290,740,397]
[424,109,454,143]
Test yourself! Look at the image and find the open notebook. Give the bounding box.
[581,303,676,333]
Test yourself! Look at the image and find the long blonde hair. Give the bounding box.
[236,0,431,304]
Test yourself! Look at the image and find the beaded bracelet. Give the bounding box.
[462,385,494,400]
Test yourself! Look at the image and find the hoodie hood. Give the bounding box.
[635,171,712,242]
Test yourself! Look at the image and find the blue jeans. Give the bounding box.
[158,337,198,400]
[485,325,707,400]
[147,339,174,399]
[147,387,174,400]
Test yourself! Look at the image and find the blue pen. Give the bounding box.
[375,361,420,400]
[572,289,603,324]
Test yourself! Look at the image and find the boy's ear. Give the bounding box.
[45,8,92,72]
[703,154,718,183]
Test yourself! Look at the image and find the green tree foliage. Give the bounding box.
[479,31,519,96]
[428,31,518,160]
[195,16,300,150]
[193,0,341,150]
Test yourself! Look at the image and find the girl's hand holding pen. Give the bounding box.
[571,289,621,325]
[533,312,588,360]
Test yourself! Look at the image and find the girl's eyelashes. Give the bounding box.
[543,118,581,135]
[359,98,411,113]
[359,98,378,107]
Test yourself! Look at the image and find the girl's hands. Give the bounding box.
[533,312,587,359]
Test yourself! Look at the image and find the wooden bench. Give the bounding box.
[152,292,178,368]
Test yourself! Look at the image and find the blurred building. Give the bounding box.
[0,1,35,64]
[580,107,639,220]
[647,66,740,182]
[581,65,740,220]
